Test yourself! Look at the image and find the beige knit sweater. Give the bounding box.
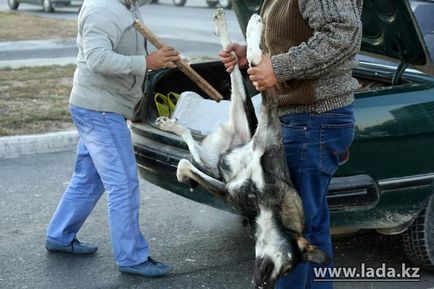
[260,0,363,115]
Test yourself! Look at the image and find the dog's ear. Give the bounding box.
[302,245,330,264]
[297,237,330,264]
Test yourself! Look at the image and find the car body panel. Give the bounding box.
[344,76,434,179]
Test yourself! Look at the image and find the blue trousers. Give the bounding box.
[275,105,355,289]
[46,105,149,266]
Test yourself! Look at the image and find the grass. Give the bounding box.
[0,12,77,41]
[0,65,75,136]
[0,12,77,135]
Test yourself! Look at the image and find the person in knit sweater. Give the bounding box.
[220,0,363,288]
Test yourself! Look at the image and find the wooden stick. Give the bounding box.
[133,19,223,102]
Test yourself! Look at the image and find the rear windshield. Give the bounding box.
[357,0,434,67]
[411,0,434,63]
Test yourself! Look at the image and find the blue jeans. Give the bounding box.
[275,105,355,289]
[46,105,149,266]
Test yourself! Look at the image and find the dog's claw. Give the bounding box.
[155,116,171,126]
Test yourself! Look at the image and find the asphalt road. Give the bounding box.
[1,150,434,289]
[0,150,254,289]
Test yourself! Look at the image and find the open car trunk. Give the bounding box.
[134,60,413,127]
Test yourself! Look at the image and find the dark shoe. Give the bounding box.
[46,238,97,254]
[118,257,173,277]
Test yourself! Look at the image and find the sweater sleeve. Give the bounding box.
[271,0,362,81]
[81,9,147,77]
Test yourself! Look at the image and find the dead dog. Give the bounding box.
[156,9,330,289]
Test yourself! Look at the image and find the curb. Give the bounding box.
[0,39,77,51]
[0,130,79,159]
[0,57,76,68]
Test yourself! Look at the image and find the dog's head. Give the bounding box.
[252,206,330,289]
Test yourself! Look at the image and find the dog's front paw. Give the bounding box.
[155,117,184,135]
[155,116,171,127]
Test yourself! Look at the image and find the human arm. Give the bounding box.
[81,9,179,76]
[271,0,363,82]
[219,42,275,91]
[247,55,278,91]
[219,43,249,73]
[146,46,180,70]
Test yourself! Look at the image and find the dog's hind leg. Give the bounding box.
[246,14,303,231]
[214,9,253,143]
[245,14,289,179]
[177,159,231,202]
[246,14,263,67]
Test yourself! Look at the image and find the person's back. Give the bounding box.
[71,0,148,119]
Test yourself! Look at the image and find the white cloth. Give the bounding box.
[171,91,262,135]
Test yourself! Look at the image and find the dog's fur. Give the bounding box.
[156,9,329,289]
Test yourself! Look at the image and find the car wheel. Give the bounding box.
[42,0,54,12]
[7,0,19,10]
[218,0,231,9]
[206,0,218,8]
[172,0,186,6]
[402,193,434,270]
[150,0,158,3]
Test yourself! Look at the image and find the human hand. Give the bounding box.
[219,43,248,73]
[146,46,180,70]
[247,55,278,91]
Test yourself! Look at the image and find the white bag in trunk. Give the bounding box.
[171,91,262,135]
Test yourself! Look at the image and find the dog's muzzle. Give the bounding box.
[253,257,277,289]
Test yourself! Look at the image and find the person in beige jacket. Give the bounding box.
[46,0,180,277]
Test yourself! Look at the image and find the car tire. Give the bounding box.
[8,0,19,10]
[402,193,434,271]
[218,0,231,9]
[150,0,158,3]
[206,0,218,8]
[172,0,186,7]
[42,0,54,12]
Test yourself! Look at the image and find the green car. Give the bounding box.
[130,0,434,269]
